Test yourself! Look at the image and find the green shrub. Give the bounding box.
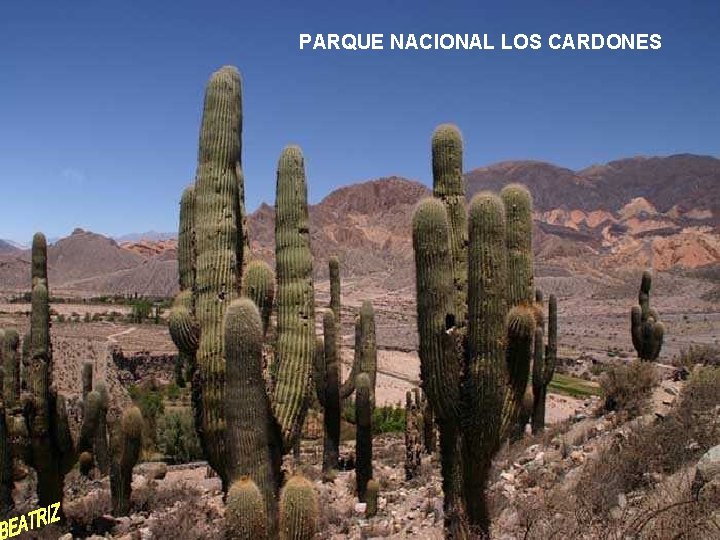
[599,360,657,417]
[157,410,203,463]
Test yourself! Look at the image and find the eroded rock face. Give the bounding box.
[692,444,720,501]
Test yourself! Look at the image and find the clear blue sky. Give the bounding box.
[1,0,718,243]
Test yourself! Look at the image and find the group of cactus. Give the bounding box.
[631,270,664,361]
[0,234,143,519]
[412,124,546,537]
[167,65,326,539]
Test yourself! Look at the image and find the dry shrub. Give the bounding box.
[676,344,720,368]
[149,496,225,540]
[600,360,657,416]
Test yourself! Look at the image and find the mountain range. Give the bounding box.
[0,154,718,297]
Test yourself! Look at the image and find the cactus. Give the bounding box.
[531,294,558,434]
[631,271,664,361]
[223,299,279,533]
[355,372,373,502]
[22,232,94,515]
[315,311,340,474]
[93,383,111,475]
[226,477,268,540]
[404,391,422,480]
[0,401,13,514]
[412,128,536,537]
[110,406,143,516]
[278,475,318,540]
[166,67,318,533]
[242,260,275,337]
[78,452,94,477]
[81,362,93,400]
[501,184,534,308]
[365,479,379,518]
[1,330,20,411]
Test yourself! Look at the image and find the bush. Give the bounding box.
[373,404,405,434]
[676,344,720,368]
[128,384,164,452]
[599,360,657,416]
[157,410,203,463]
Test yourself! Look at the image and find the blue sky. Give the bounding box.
[1,0,718,243]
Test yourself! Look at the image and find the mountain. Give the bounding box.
[0,240,21,254]
[0,154,718,297]
[114,231,177,243]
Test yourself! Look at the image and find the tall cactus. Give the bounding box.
[23,233,82,514]
[404,390,422,480]
[315,311,340,474]
[110,406,143,516]
[354,372,373,502]
[412,126,536,538]
[631,271,664,361]
[168,67,317,533]
[531,294,557,434]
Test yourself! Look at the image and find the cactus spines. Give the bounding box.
[631,271,664,361]
[412,127,537,538]
[242,260,275,336]
[110,406,143,516]
[432,124,468,323]
[1,329,20,409]
[319,311,340,474]
[500,184,534,307]
[531,294,557,434]
[278,475,318,540]
[223,299,278,533]
[226,477,268,540]
[78,452,94,477]
[365,479,379,518]
[273,145,315,451]
[355,372,373,502]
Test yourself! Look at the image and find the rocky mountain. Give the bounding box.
[0,154,718,297]
[0,240,20,254]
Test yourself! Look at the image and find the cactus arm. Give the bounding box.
[411,198,460,422]
[500,184,534,307]
[321,311,340,473]
[2,329,20,408]
[223,299,278,535]
[242,260,275,337]
[272,145,315,452]
[432,124,468,324]
[354,373,373,502]
[178,185,196,292]
[110,406,143,516]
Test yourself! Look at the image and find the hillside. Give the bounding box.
[1,155,719,297]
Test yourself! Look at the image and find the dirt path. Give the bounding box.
[107,326,137,344]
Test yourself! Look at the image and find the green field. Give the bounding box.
[548,373,602,398]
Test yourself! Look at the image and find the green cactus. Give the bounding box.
[23,232,88,515]
[432,124,468,323]
[166,67,317,532]
[178,185,196,292]
[501,184,534,308]
[365,478,379,518]
[1,329,20,409]
[278,475,318,540]
[81,362,93,400]
[223,299,279,535]
[355,372,373,502]
[110,406,143,516]
[0,402,13,514]
[242,260,275,337]
[316,311,340,474]
[531,294,557,434]
[226,476,268,540]
[631,271,664,361]
[273,145,316,451]
[412,130,536,537]
[93,383,111,475]
[192,66,245,485]
[329,256,341,322]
